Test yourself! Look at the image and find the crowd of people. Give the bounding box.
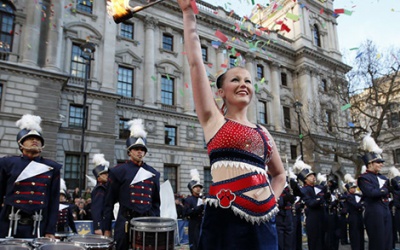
[61,187,93,221]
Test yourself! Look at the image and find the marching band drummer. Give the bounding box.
[57,179,77,235]
[103,119,161,250]
[0,114,61,239]
[91,153,110,235]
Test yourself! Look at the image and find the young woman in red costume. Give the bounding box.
[177,1,286,249]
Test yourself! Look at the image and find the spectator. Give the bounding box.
[72,187,81,201]
[76,199,89,220]
[175,195,185,219]
[82,187,91,200]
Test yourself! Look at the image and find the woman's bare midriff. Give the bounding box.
[211,165,272,201]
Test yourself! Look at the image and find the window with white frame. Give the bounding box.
[117,66,134,97]
[76,0,93,14]
[121,22,134,40]
[161,76,174,105]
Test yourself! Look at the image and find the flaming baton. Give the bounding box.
[107,0,167,23]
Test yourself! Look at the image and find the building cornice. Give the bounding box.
[62,85,122,102]
[0,62,69,83]
[117,103,199,123]
[295,47,352,73]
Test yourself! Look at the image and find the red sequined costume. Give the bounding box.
[206,119,278,224]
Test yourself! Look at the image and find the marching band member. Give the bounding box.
[0,114,61,238]
[276,176,295,250]
[183,169,204,250]
[357,134,392,250]
[293,158,328,250]
[344,173,364,250]
[57,179,77,235]
[91,153,110,235]
[177,1,286,249]
[388,166,400,248]
[103,119,160,250]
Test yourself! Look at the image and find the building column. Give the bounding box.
[183,54,194,114]
[216,48,226,76]
[43,1,62,71]
[9,15,23,63]
[99,16,117,91]
[143,16,158,108]
[296,65,314,130]
[310,69,321,132]
[21,1,42,66]
[244,53,257,123]
[270,63,283,132]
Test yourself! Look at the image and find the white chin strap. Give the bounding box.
[19,143,44,153]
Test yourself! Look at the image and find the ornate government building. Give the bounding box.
[0,0,354,194]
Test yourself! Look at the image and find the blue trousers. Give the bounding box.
[198,205,278,250]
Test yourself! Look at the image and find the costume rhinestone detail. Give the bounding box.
[206,119,278,224]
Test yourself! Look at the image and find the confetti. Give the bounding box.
[355,52,363,59]
[286,12,299,21]
[254,83,259,93]
[344,10,353,16]
[211,41,221,49]
[191,0,199,15]
[334,9,344,14]
[280,23,291,32]
[341,103,351,111]
[215,30,228,43]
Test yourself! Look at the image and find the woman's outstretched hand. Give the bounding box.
[177,0,192,12]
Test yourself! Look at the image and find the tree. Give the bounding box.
[304,40,400,175]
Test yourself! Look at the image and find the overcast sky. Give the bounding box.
[202,0,399,53]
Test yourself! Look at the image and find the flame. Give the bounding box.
[106,0,166,23]
[106,0,132,22]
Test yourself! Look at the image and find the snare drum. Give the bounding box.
[130,217,176,250]
[37,242,85,250]
[0,239,32,250]
[67,235,114,250]
[55,232,74,241]
[30,238,58,248]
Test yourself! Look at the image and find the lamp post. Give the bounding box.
[293,101,304,160]
[79,42,95,194]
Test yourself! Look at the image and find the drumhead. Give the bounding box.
[38,242,85,250]
[67,235,114,246]
[0,246,31,250]
[31,238,58,247]
[0,239,31,250]
[131,217,176,232]
[0,239,30,245]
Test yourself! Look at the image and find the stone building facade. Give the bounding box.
[0,0,354,194]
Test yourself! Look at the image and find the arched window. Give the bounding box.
[313,24,321,47]
[0,1,15,55]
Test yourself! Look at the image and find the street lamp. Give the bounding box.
[293,101,304,160]
[79,42,95,194]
